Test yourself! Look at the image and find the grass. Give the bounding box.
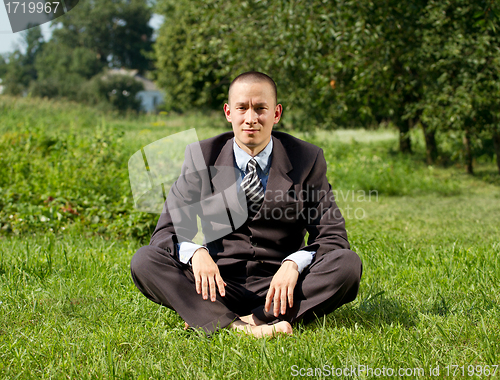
[1,95,500,378]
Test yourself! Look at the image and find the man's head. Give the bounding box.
[224,71,282,156]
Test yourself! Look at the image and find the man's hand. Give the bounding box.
[265,260,299,317]
[191,248,226,302]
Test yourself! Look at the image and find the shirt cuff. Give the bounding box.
[177,242,207,265]
[282,250,316,274]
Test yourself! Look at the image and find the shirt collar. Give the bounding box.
[233,138,273,174]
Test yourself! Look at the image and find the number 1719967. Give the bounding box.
[445,365,498,377]
[5,2,60,14]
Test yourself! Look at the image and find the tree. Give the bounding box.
[0,54,7,78]
[154,0,429,140]
[154,0,500,173]
[415,0,500,173]
[53,0,154,73]
[30,42,103,99]
[154,0,356,124]
[153,0,229,111]
[3,0,156,112]
[0,26,45,95]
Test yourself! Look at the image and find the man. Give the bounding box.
[131,71,362,337]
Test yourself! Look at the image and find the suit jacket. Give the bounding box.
[149,131,350,275]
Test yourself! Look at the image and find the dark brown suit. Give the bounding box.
[131,131,362,333]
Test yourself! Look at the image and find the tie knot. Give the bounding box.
[247,159,258,172]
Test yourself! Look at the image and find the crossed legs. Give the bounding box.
[130,245,361,336]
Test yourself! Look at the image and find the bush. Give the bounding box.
[0,96,156,242]
[82,73,144,112]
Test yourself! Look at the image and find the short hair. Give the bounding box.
[228,71,278,105]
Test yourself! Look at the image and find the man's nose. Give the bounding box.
[245,108,258,124]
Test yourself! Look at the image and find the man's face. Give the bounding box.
[224,80,282,156]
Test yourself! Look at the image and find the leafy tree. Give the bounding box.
[154,0,429,140]
[154,0,351,125]
[2,0,153,107]
[53,0,154,73]
[341,1,429,154]
[154,0,500,174]
[153,0,228,111]
[0,26,45,95]
[0,55,7,78]
[415,0,500,173]
[30,41,103,99]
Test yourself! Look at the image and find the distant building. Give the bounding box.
[107,68,165,113]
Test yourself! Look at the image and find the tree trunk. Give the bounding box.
[399,119,412,154]
[463,129,473,175]
[493,130,500,175]
[421,121,438,165]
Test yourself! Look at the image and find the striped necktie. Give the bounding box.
[241,158,265,216]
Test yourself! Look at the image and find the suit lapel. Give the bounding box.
[210,135,294,219]
[263,136,293,207]
[210,139,247,219]
[211,138,236,193]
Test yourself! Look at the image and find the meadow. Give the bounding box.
[1,96,499,379]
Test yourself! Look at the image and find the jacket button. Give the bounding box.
[251,241,258,247]
[166,247,171,253]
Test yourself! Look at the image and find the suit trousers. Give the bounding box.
[130,246,362,334]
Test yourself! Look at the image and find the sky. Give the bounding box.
[0,8,163,55]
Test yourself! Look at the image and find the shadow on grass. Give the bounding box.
[307,289,500,333]
[473,167,500,187]
[423,290,500,319]
[311,291,418,330]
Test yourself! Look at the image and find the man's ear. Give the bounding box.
[223,103,231,122]
[274,104,283,124]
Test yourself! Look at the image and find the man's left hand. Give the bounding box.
[265,260,299,317]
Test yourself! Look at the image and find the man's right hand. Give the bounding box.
[191,248,226,302]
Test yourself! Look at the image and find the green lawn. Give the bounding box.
[1,96,499,378]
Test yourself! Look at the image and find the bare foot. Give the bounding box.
[239,314,266,326]
[183,318,266,330]
[230,320,293,338]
